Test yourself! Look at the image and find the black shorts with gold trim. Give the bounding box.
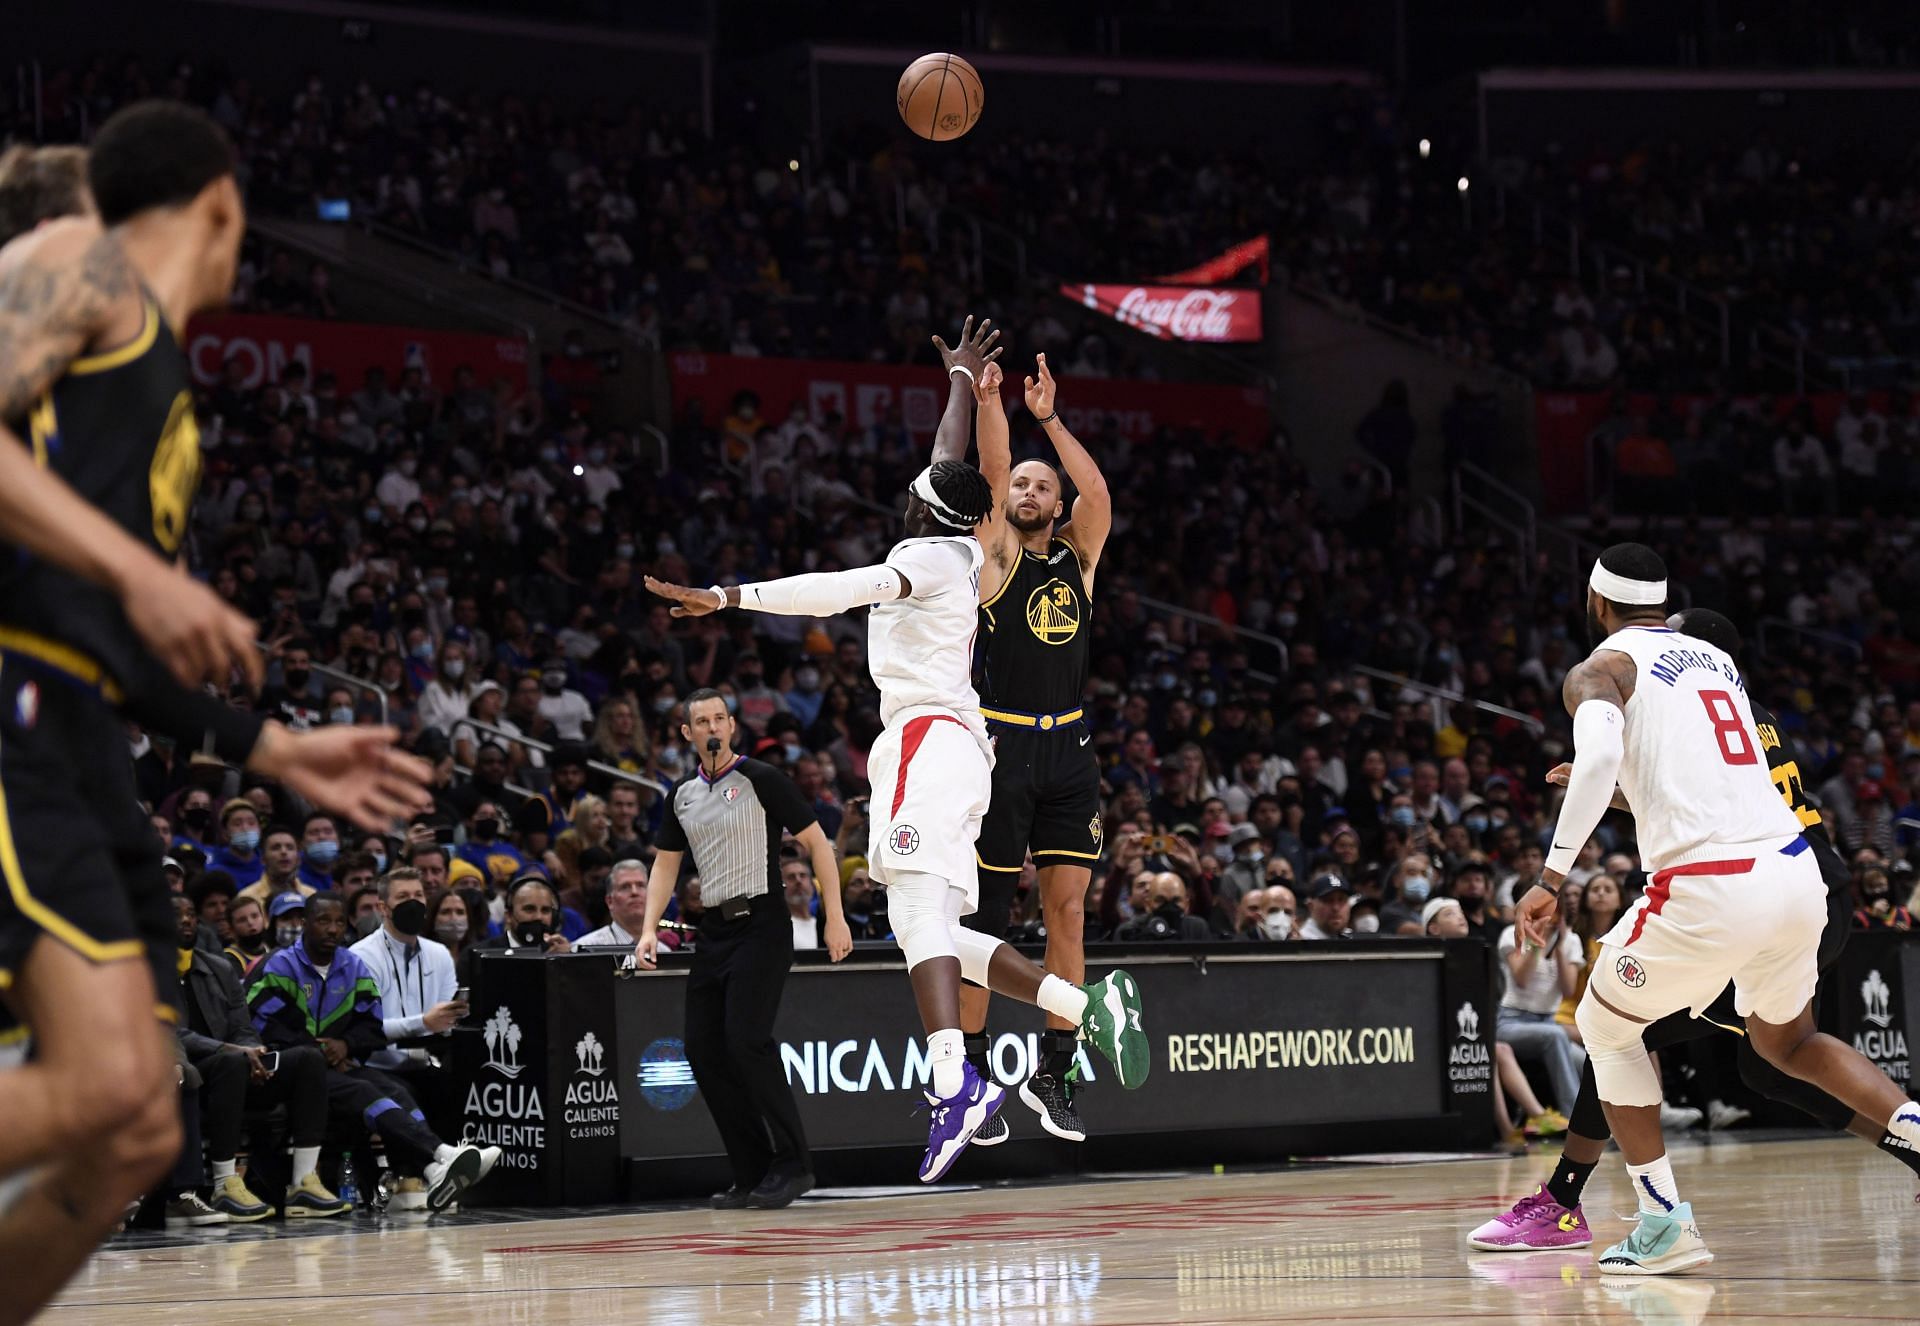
[975,718,1103,878]
[0,640,177,1030]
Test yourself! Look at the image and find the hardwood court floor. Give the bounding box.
[51,1133,1918,1325]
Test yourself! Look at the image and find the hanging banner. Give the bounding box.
[185,312,531,392]
[1065,284,1265,343]
[1159,235,1271,286]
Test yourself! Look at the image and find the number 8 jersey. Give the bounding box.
[1596,625,1802,872]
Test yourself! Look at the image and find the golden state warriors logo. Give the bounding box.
[1025,579,1081,646]
[150,390,202,554]
[1089,814,1104,849]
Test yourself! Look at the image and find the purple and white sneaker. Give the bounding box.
[918,1061,1006,1184]
[1469,1185,1593,1251]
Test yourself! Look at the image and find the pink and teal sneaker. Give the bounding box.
[1469,1185,1593,1251]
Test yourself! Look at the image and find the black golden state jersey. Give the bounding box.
[1753,700,1848,898]
[976,535,1091,717]
[0,297,201,687]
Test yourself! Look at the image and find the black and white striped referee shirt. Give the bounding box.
[655,756,817,905]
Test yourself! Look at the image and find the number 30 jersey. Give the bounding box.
[1595,625,1802,872]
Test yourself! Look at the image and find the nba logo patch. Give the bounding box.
[13,681,36,730]
[1615,954,1647,989]
[723,785,740,803]
[891,825,921,855]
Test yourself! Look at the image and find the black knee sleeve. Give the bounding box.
[1569,1053,1610,1140]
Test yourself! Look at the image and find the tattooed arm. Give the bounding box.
[0,220,262,688]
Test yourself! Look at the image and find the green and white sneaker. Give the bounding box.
[1079,970,1149,1089]
[1596,1202,1714,1276]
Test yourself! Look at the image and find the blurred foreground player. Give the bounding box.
[646,353,1148,1185]
[1510,546,1920,1274]
[0,102,431,1324]
[1471,606,1919,1252]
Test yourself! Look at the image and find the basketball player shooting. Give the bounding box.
[938,343,1112,1147]
[645,350,1149,1185]
[1514,544,1920,1274]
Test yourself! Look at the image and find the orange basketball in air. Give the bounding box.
[897,53,984,142]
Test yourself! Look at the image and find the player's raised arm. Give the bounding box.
[1518,654,1637,947]
[973,360,1012,509]
[929,315,1001,464]
[1025,352,1112,589]
[0,223,261,687]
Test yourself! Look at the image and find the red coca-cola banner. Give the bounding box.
[1536,389,1869,513]
[1065,283,1265,343]
[1159,235,1271,286]
[183,312,531,392]
[671,353,1272,446]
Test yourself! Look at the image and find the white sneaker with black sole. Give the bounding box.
[424,1144,502,1212]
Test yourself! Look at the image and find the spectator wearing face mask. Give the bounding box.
[1381,853,1434,935]
[784,661,827,729]
[1447,858,1501,943]
[266,892,307,954]
[537,659,594,741]
[418,641,477,735]
[1853,862,1914,930]
[1214,824,1269,915]
[172,787,220,855]
[350,868,466,1137]
[459,874,574,987]
[260,643,325,732]
[237,827,316,910]
[209,799,267,888]
[298,812,343,891]
[224,895,272,977]
[457,800,531,890]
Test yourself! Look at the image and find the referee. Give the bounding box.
[633,689,850,1209]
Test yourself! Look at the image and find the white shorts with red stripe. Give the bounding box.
[1594,835,1826,1025]
[865,705,995,909]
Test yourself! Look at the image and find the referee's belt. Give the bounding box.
[981,705,1085,732]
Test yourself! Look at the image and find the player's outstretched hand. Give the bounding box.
[250,723,435,834]
[932,315,1002,377]
[123,557,265,691]
[645,575,724,617]
[1024,352,1057,419]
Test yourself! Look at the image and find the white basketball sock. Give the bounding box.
[1886,1103,1920,1151]
[290,1146,321,1181]
[927,1028,966,1099]
[1036,974,1088,1025]
[1625,1155,1680,1215]
[211,1158,237,1182]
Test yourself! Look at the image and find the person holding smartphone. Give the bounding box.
[172,895,346,1220]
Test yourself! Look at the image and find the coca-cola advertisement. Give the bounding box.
[1066,283,1265,343]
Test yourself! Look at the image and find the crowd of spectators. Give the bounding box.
[9,59,1920,1194]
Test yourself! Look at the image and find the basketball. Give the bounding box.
[896,52,983,141]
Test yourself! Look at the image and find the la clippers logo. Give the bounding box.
[1616,954,1647,989]
[891,825,921,855]
[723,785,741,803]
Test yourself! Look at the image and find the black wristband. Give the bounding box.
[1534,880,1560,897]
[1036,411,1059,425]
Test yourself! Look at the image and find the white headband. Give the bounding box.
[910,466,974,530]
[1589,561,1667,605]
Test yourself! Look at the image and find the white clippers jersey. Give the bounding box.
[869,535,984,726]
[1594,625,1802,871]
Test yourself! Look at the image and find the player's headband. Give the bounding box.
[910,466,974,530]
[1589,561,1667,605]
